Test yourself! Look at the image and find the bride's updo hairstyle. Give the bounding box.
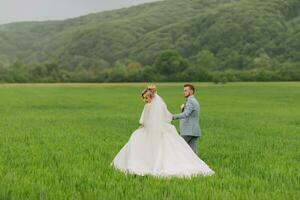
[141,84,157,99]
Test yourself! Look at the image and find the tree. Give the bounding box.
[9,60,29,82]
[196,50,217,70]
[154,50,189,79]
[254,53,273,68]
[125,61,143,82]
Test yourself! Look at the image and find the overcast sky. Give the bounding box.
[0,0,158,24]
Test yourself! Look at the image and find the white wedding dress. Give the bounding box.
[111,94,214,178]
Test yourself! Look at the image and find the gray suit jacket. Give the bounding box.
[173,95,201,137]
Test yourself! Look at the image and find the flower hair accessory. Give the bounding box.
[147,85,157,93]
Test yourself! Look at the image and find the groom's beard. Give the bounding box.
[184,94,191,98]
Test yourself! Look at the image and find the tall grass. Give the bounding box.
[0,82,299,199]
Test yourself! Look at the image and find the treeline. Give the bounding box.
[0,0,300,71]
[1,50,299,83]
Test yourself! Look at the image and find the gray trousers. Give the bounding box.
[181,135,199,155]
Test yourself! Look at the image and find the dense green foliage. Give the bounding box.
[0,83,299,199]
[0,58,299,83]
[0,0,299,82]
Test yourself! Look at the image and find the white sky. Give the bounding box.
[0,0,158,24]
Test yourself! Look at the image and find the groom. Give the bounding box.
[172,84,201,155]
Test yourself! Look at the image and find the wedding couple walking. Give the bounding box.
[111,84,214,178]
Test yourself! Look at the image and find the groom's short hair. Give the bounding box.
[184,84,195,93]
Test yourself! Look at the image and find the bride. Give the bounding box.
[111,85,214,178]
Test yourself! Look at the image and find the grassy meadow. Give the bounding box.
[0,82,299,200]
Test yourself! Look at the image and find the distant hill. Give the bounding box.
[0,0,299,82]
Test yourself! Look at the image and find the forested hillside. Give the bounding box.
[0,0,299,82]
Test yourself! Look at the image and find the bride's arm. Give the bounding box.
[165,108,173,123]
[139,105,146,127]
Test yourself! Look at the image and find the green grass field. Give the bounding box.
[0,82,299,200]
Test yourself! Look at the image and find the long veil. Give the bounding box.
[139,94,172,132]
